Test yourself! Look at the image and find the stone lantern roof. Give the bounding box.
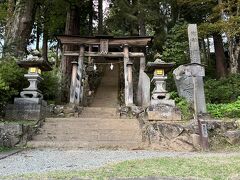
[145,53,175,74]
[17,50,52,71]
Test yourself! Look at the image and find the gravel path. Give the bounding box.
[1,148,240,177]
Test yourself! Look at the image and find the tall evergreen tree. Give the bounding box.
[4,0,37,57]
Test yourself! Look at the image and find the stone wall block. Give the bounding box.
[157,123,184,139]
[225,130,240,145]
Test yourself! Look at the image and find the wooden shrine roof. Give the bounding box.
[57,35,153,47]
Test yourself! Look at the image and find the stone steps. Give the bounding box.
[33,133,140,142]
[28,66,142,149]
[29,116,142,149]
[28,140,141,149]
[80,107,119,118]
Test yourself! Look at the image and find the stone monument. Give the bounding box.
[173,24,207,114]
[145,54,181,121]
[5,51,52,121]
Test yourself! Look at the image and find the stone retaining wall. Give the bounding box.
[0,121,40,148]
[142,119,240,151]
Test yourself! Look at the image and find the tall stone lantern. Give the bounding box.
[5,51,52,121]
[145,54,181,121]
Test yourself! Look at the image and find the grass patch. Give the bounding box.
[0,146,12,152]
[0,119,37,126]
[4,156,240,180]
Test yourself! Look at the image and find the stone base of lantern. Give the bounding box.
[147,103,182,121]
[5,98,47,121]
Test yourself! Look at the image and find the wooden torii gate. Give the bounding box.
[57,35,152,107]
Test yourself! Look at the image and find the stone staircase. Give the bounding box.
[28,65,143,149]
[29,107,142,149]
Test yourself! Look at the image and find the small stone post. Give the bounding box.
[137,56,150,107]
[74,45,85,105]
[70,61,78,104]
[123,44,133,106]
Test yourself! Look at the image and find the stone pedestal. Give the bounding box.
[5,98,47,121]
[148,104,181,121]
[20,74,43,98]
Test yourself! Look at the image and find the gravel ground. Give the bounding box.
[0,148,240,177]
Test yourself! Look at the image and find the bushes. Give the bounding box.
[170,91,193,120]
[0,57,27,116]
[205,75,240,104]
[207,97,240,118]
[205,75,240,118]
[39,68,61,103]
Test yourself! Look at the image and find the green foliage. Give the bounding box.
[207,97,240,118]
[205,75,240,104]
[162,21,189,66]
[170,91,193,120]
[39,68,60,103]
[106,0,176,50]
[0,1,7,22]
[0,57,27,116]
[0,146,12,152]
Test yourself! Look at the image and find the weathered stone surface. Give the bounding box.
[0,123,22,147]
[148,104,181,121]
[173,65,207,114]
[139,72,151,107]
[188,24,201,64]
[5,104,44,121]
[147,125,161,144]
[142,118,239,151]
[225,130,240,145]
[191,134,201,149]
[14,98,43,105]
[170,135,195,152]
[157,123,184,139]
[221,121,238,131]
[172,24,207,114]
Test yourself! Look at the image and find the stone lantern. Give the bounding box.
[5,51,52,121]
[145,54,181,121]
[145,54,175,105]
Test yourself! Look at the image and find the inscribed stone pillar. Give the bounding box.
[188,24,207,113]
[188,24,201,64]
[75,45,84,105]
[173,24,207,114]
[123,45,133,106]
[137,56,150,107]
[70,61,78,104]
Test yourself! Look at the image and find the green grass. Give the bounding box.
[4,156,240,180]
[0,119,37,126]
[0,146,12,152]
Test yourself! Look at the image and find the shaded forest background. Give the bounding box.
[0,0,240,118]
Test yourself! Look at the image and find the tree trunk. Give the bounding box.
[206,36,211,66]
[42,26,48,61]
[60,5,80,102]
[201,38,207,65]
[5,0,36,57]
[88,0,93,36]
[7,0,15,19]
[228,36,240,74]
[36,23,41,50]
[213,33,227,77]
[138,16,146,36]
[98,0,103,34]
